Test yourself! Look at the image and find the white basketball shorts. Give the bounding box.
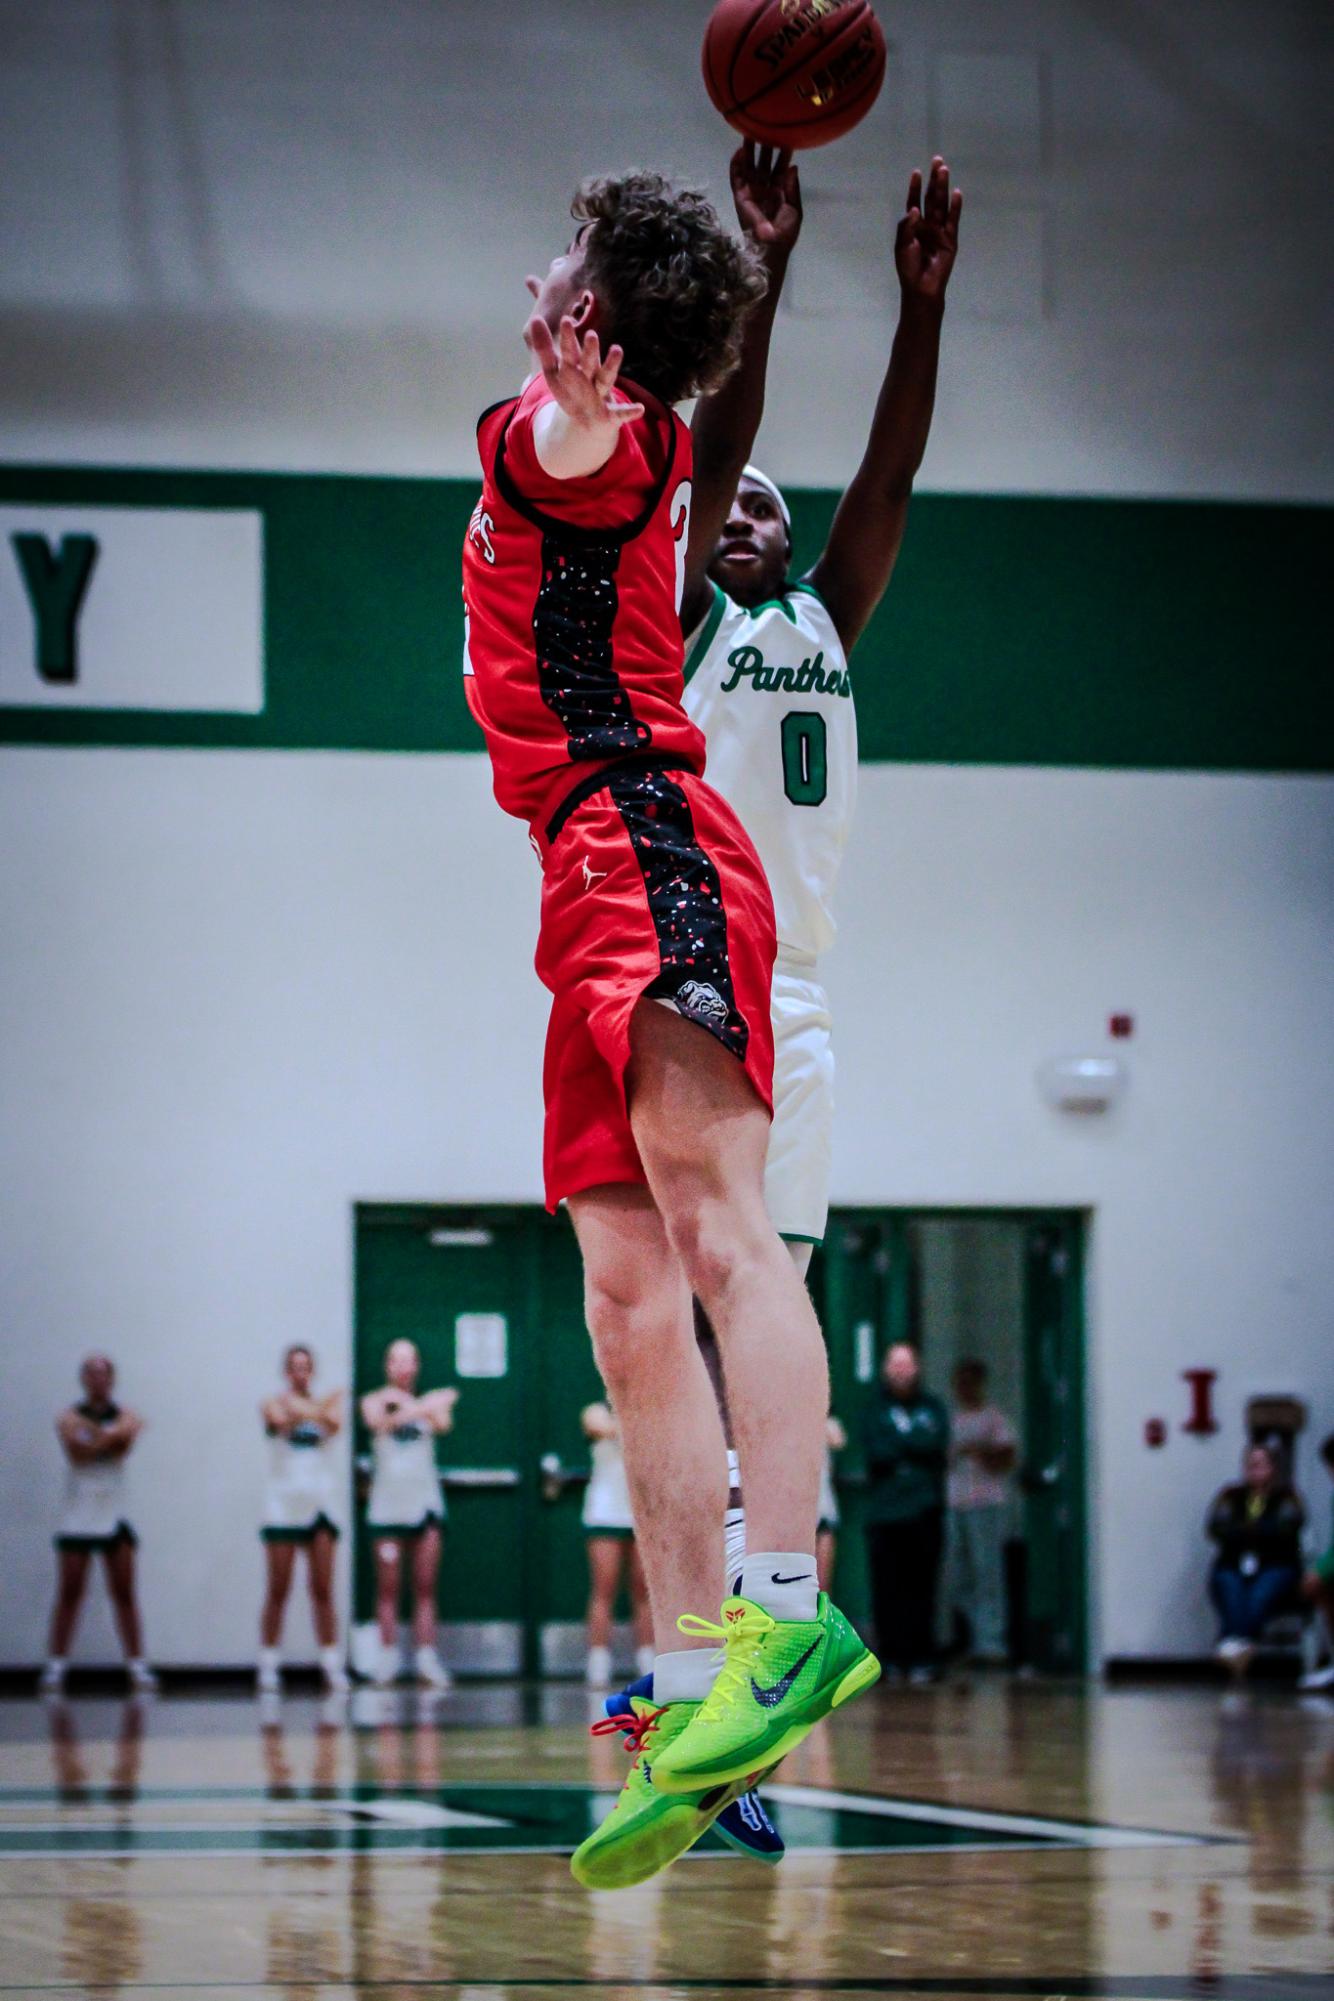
[763,968,834,1245]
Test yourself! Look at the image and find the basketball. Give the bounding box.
[701,0,887,150]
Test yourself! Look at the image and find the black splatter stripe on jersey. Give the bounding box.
[533,532,653,763]
[606,765,751,1061]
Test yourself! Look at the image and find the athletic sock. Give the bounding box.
[653,1647,719,1704]
[736,1552,819,1623]
[634,1643,654,1678]
[723,1504,747,1586]
[258,1646,280,1670]
[317,1645,342,1676]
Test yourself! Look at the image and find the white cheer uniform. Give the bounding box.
[582,1432,635,1534]
[56,1405,136,1548]
[366,1422,445,1534]
[684,580,856,1242]
[262,1419,340,1539]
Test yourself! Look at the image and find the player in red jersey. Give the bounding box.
[463,172,878,1887]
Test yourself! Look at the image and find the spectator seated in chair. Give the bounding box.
[1206,1442,1304,1679]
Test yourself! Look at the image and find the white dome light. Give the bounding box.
[1037,1053,1128,1114]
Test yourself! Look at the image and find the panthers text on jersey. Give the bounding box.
[682,579,856,962]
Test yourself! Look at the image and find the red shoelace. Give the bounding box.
[589,1706,663,1764]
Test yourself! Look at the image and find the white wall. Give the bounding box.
[1,0,1329,499]
[2,749,1330,1665]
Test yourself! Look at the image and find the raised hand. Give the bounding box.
[895,155,961,303]
[729,141,802,254]
[524,313,644,433]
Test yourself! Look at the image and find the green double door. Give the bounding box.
[353,1203,1087,1675]
[810,1210,1087,1673]
[353,1204,602,1677]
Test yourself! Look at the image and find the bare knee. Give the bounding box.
[670,1201,769,1312]
[585,1273,683,1398]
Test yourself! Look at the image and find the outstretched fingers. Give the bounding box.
[558,314,585,368]
[924,155,951,226]
[524,311,558,371]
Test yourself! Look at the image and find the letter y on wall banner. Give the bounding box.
[0,506,263,713]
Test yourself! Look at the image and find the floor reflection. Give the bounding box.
[0,1677,1327,1997]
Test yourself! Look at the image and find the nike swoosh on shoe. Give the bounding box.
[750,1639,820,1709]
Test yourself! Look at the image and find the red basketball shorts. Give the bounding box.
[533,759,776,1211]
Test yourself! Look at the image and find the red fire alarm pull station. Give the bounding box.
[1109,1014,1134,1038]
[1145,1417,1167,1448]
[1181,1369,1219,1435]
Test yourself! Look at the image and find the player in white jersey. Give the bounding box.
[679,146,962,1272]
[257,1343,347,1694]
[683,560,850,1254]
[43,1355,156,1693]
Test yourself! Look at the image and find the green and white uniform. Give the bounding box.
[684,580,856,1243]
[582,1433,634,1538]
[262,1419,340,1542]
[367,1422,445,1536]
[56,1405,136,1551]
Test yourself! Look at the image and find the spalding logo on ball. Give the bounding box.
[702,0,886,150]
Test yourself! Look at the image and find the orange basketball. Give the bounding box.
[701,0,887,150]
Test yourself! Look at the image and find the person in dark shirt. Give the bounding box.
[863,1342,950,1682]
[1206,1442,1305,1676]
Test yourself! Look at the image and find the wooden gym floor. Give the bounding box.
[0,1677,1330,2000]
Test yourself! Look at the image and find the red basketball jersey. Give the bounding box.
[462,374,704,827]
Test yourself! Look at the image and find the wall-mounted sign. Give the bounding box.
[1180,1368,1218,1436]
[455,1313,507,1379]
[0,505,263,713]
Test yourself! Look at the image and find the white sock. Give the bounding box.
[318,1645,341,1673]
[723,1505,747,1587]
[653,1647,718,1704]
[737,1552,819,1623]
[634,1643,654,1678]
[259,1646,280,1669]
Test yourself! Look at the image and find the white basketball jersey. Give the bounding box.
[683,581,856,961]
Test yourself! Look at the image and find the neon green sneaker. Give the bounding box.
[569,1696,756,1889]
[647,1593,880,1796]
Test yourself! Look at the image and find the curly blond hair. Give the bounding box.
[572,171,767,407]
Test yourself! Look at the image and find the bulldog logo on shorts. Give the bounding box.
[676,979,729,1025]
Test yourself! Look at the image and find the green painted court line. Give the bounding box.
[0,1780,1210,1861]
